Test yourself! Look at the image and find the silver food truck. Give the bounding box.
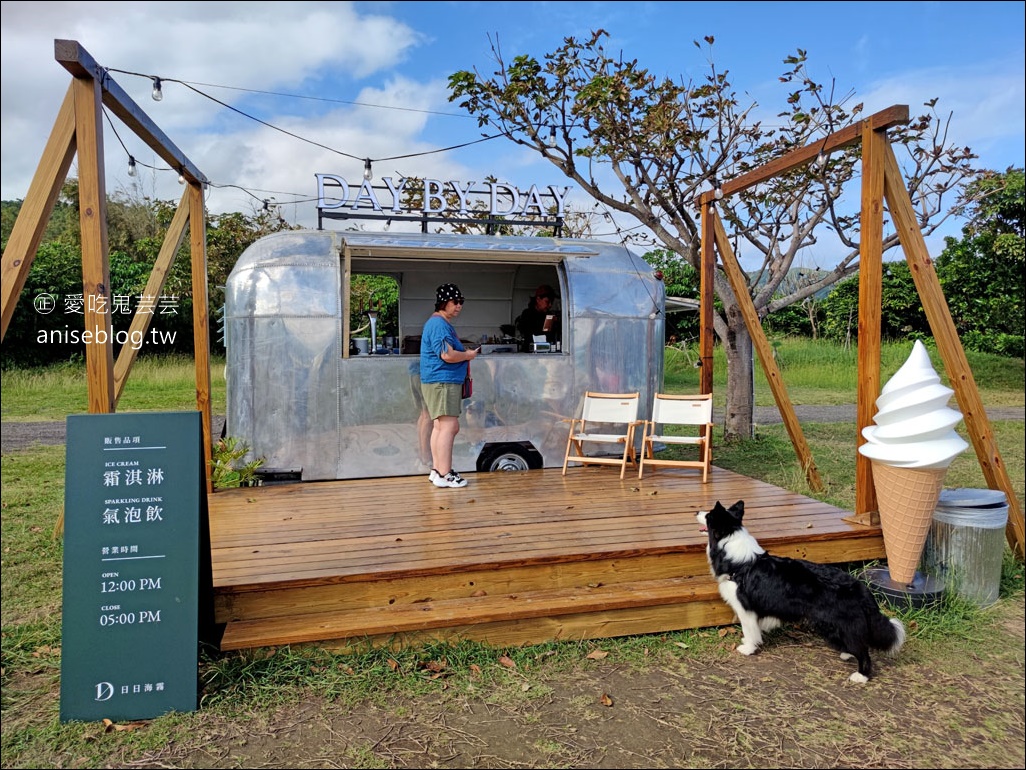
[223,230,666,481]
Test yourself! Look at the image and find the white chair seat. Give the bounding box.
[648,434,704,446]
[638,393,713,482]
[562,392,641,479]
[571,431,632,443]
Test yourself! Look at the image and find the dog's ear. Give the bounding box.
[728,500,745,520]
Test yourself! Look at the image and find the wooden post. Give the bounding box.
[188,184,213,493]
[852,119,887,524]
[881,142,1025,558]
[72,73,115,414]
[698,203,715,395]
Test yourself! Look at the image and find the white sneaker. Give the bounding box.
[432,470,468,488]
[428,469,441,483]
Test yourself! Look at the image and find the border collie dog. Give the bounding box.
[697,500,905,683]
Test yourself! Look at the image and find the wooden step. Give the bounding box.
[219,574,729,650]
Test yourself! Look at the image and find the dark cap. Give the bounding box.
[436,283,464,304]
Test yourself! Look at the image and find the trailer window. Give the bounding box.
[347,274,399,355]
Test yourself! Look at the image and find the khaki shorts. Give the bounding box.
[421,382,463,419]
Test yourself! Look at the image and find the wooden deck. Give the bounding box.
[207,465,886,652]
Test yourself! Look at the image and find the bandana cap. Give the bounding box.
[436,284,464,303]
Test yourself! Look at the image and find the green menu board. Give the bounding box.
[60,411,203,722]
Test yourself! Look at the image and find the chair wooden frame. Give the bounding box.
[638,393,714,482]
[561,391,641,479]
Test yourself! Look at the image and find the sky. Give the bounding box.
[1,0,1023,259]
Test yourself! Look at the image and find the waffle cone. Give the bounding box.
[871,462,947,585]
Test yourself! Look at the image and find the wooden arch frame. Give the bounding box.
[695,104,1024,558]
[0,40,215,490]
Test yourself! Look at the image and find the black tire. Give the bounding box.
[477,444,543,472]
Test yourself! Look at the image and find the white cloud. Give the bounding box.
[3,0,1021,237]
[858,58,1025,170]
[0,1,428,218]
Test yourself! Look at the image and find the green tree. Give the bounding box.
[1,185,292,365]
[820,261,930,347]
[448,32,980,439]
[643,248,701,345]
[936,167,1024,357]
[1,240,85,367]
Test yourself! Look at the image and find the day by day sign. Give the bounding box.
[60,412,203,722]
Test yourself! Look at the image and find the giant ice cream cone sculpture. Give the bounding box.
[858,341,968,585]
[870,463,947,583]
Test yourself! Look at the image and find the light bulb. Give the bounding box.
[714,187,724,200]
[151,77,163,102]
[178,171,185,185]
[815,151,827,169]
[363,158,372,181]
[548,126,557,147]
[127,157,137,177]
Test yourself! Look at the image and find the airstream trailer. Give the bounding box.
[224,230,665,481]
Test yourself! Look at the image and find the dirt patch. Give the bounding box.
[0,416,228,454]
[117,615,1024,769]
[5,407,1023,454]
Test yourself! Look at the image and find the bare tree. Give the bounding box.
[449,32,980,439]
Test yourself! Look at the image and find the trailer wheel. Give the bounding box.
[477,444,542,472]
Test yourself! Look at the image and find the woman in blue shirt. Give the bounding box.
[420,284,479,488]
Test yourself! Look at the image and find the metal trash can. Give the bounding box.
[922,488,1008,607]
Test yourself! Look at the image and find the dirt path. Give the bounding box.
[5,406,1023,454]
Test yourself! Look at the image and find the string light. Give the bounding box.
[814,137,829,169]
[712,177,724,200]
[107,69,514,210]
[548,125,557,147]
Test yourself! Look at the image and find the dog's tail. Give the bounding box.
[871,615,906,655]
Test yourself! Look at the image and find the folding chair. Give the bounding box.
[638,393,713,482]
[561,391,641,479]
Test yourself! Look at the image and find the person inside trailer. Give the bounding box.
[515,284,561,346]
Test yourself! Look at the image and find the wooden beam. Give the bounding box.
[711,210,823,492]
[1,85,77,340]
[113,194,190,404]
[72,73,115,414]
[54,39,207,187]
[880,142,1025,559]
[853,120,887,523]
[699,105,909,204]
